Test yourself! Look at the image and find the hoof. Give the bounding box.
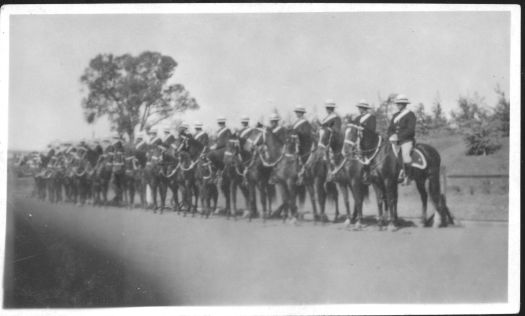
[388,223,398,232]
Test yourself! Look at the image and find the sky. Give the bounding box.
[8,11,510,150]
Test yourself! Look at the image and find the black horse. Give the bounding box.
[345,123,454,229]
[237,127,276,221]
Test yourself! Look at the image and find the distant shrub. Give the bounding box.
[451,93,504,156]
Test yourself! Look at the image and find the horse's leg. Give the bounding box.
[222,179,231,218]
[428,172,446,228]
[231,181,238,219]
[305,183,318,222]
[192,182,199,217]
[152,181,158,213]
[385,178,399,230]
[315,177,327,222]
[339,183,350,225]
[371,183,385,229]
[159,178,167,214]
[248,181,258,221]
[415,177,428,227]
[257,181,267,221]
[331,182,340,223]
[172,183,180,213]
[288,178,298,223]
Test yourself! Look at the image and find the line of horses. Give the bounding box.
[26,122,454,230]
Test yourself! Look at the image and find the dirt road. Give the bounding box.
[5,191,508,306]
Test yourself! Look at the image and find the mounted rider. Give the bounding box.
[291,105,314,164]
[387,94,416,186]
[193,121,209,147]
[210,117,231,150]
[269,113,286,145]
[353,99,377,184]
[148,129,163,147]
[162,127,176,150]
[321,99,342,148]
[321,99,342,132]
[134,133,148,152]
[236,116,253,140]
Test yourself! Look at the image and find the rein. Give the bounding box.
[258,145,285,168]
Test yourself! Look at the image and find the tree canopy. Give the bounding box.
[80,51,199,141]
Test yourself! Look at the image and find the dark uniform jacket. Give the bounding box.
[387,109,416,144]
[271,125,287,145]
[194,130,209,147]
[353,113,377,145]
[214,126,232,149]
[321,112,342,133]
[292,118,314,161]
[237,126,254,140]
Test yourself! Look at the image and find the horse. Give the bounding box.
[222,138,250,218]
[92,153,112,206]
[123,152,144,208]
[143,144,168,213]
[161,136,183,213]
[71,151,93,206]
[344,123,454,229]
[299,126,339,222]
[177,135,204,216]
[195,155,218,218]
[259,127,304,223]
[205,136,239,218]
[325,123,370,228]
[63,153,77,202]
[234,127,276,221]
[111,150,127,206]
[46,155,65,203]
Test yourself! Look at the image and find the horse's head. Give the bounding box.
[224,138,242,167]
[343,123,363,156]
[243,128,264,153]
[285,132,300,156]
[317,126,333,151]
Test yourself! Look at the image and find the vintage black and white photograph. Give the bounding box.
[0,4,520,315]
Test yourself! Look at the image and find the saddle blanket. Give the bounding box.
[392,145,428,170]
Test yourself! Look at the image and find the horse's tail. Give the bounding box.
[296,184,306,207]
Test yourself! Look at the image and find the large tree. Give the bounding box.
[80,51,199,142]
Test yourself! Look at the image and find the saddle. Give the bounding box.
[391,143,428,170]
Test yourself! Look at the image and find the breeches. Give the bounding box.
[393,141,413,164]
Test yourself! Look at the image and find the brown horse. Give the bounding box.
[222,138,250,218]
[345,123,454,229]
[259,127,304,223]
[195,157,218,218]
[299,126,339,222]
[326,123,370,228]
[235,127,276,221]
[178,135,204,217]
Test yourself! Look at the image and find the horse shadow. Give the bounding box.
[334,215,417,229]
